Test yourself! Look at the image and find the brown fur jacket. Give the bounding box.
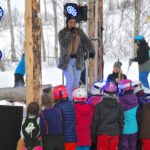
[58,28,95,70]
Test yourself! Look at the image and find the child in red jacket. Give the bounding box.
[72,87,93,150]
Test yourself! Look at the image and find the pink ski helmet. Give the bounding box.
[103,81,117,96]
[119,79,134,92]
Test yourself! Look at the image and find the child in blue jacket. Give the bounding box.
[54,85,77,150]
[40,94,64,150]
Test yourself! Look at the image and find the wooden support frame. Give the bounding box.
[97,0,104,81]
[89,2,95,87]
[24,0,42,106]
[89,0,103,87]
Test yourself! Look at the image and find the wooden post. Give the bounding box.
[32,0,42,103]
[89,1,95,88]
[24,0,42,106]
[89,0,103,87]
[98,0,103,81]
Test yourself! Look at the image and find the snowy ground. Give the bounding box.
[0,56,150,88]
[0,56,150,109]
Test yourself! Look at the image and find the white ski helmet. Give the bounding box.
[72,86,87,101]
[133,81,144,94]
[91,82,104,95]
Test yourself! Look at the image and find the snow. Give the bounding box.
[1,56,150,88]
[0,65,63,88]
[0,100,12,106]
[0,0,150,107]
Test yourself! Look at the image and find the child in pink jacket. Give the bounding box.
[87,82,103,110]
[72,87,93,150]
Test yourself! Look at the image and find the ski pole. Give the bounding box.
[127,60,133,75]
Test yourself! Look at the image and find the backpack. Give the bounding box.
[22,116,41,150]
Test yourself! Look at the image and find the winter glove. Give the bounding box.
[70,27,76,33]
[89,52,95,59]
[129,58,135,64]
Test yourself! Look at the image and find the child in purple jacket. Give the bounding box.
[119,79,138,150]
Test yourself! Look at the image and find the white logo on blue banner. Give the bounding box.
[0,50,2,60]
[67,5,77,17]
[0,7,4,19]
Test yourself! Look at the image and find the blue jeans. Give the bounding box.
[63,59,81,101]
[139,72,150,88]
[76,146,90,150]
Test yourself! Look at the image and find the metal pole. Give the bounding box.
[94,0,98,82]
[86,0,90,95]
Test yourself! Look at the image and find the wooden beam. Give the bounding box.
[89,0,103,87]
[0,87,26,100]
[0,85,52,101]
[32,0,42,103]
[89,2,95,88]
[24,0,33,105]
[98,0,103,81]
[24,0,42,106]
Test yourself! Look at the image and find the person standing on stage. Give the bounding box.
[58,16,95,101]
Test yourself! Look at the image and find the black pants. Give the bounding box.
[42,134,64,150]
[14,74,25,87]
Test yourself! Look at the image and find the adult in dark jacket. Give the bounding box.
[91,81,124,150]
[58,16,95,101]
[14,54,25,87]
[53,85,77,150]
[130,36,150,88]
[140,102,150,150]
[107,60,127,87]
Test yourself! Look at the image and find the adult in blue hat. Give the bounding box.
[130,36,150,88]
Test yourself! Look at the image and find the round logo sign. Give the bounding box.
[0,50,2,60]
[0,7,4,19]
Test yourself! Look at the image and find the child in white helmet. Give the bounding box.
[87,82,103,111]
[87,82,104,150]
[72,87,93,150]
[133,81,150,117]
[133,81,150,150]
[133,81,150,108]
